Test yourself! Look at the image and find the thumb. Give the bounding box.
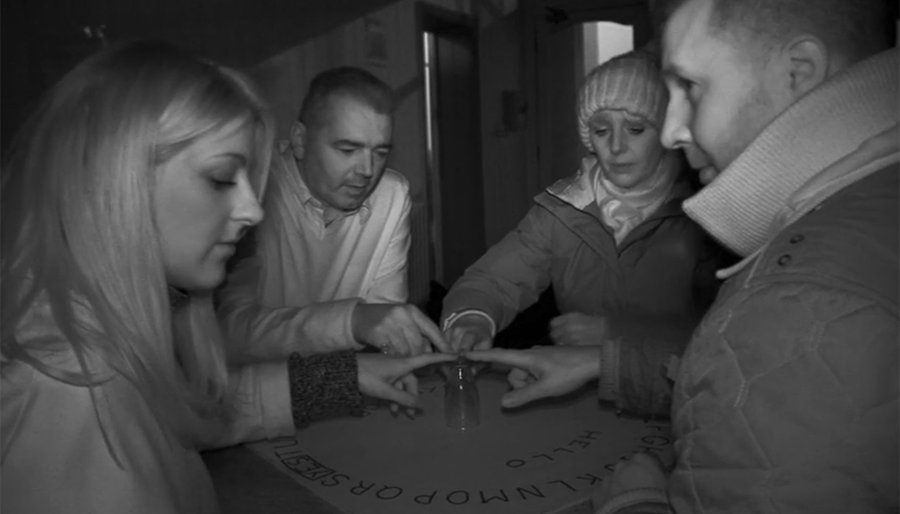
[374,383,418,408]
[500,383,543,409]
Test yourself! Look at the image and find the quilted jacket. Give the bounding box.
[669,165,899,512]
[597,48,899,514]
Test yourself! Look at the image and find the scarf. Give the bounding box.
[683,49,899,260]
[591,151,681,244]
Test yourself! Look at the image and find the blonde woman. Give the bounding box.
[0,41,452,513]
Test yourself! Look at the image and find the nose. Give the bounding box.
[661,94,692,150]
[610,129,628,155]
[356,151,375,178]
[233,176,264,231]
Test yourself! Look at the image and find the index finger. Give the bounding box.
[412,309,451,353]
[403,351,457,371]
[463,348,535,369]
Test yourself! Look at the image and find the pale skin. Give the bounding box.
[660,0,830,182]
[588,109,665,190]
[291,94,448,356]
[357,352,456,416]
[155,119,450,408]
[463,346,601,408]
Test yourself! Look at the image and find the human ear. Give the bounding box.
[784,35,828,98]
[289,120,307,160]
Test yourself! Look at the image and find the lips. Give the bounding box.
[698,166,719,185]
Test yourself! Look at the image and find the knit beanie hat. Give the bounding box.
[577,50,668,151]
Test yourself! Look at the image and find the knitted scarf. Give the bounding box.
[592,150,681,244]
[683,49,899,259]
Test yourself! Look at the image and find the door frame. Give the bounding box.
[415,2,484,288]
[522,0,652,191]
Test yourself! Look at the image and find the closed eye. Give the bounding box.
[210,178,236,190]
[679,78,701,101]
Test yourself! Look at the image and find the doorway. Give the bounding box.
[418,5,484,291]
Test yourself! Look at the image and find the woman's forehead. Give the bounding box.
[588,109,649,124]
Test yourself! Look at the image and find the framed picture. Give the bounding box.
[364,16,389,67]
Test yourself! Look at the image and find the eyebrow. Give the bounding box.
[214,153,249,166]
[334,139,393,151]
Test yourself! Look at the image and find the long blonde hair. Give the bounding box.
[1,40,274,448]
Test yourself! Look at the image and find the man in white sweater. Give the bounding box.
[218,67,447,362]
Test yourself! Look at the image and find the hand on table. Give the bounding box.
[591,452,669,513]
[352,303,449,356]
[550,313,609,346]
[443,313,494,352]
[357,352,456,416]
[463,346,600,408]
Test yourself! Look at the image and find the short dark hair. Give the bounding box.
[661,0,894,63]
[298,67,394,130]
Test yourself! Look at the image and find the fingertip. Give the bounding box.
[501,395,519,409]
[474,340,493,351]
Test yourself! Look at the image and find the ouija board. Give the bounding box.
[247,369,672,514]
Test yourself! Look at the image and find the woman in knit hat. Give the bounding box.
[441,49,731,414]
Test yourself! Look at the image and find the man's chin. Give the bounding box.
[336,197,366,212]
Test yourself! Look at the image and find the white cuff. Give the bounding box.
[442,310,497,337]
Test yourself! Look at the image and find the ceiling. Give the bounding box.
[2,0,398,66]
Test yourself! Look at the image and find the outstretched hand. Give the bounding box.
[352,303,450,356]
[357,352,456,410]
[463,346,600,408]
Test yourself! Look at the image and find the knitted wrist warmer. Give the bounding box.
[288,350,362,428]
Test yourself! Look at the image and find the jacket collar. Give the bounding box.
[684,48,899,259]
[546,154,690,216]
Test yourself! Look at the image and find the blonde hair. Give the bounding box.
[1,40,274,449]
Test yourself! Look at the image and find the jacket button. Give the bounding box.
[777,254,792,266]
[789,234,805,244]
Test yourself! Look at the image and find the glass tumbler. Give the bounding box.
[443,359,480,430]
